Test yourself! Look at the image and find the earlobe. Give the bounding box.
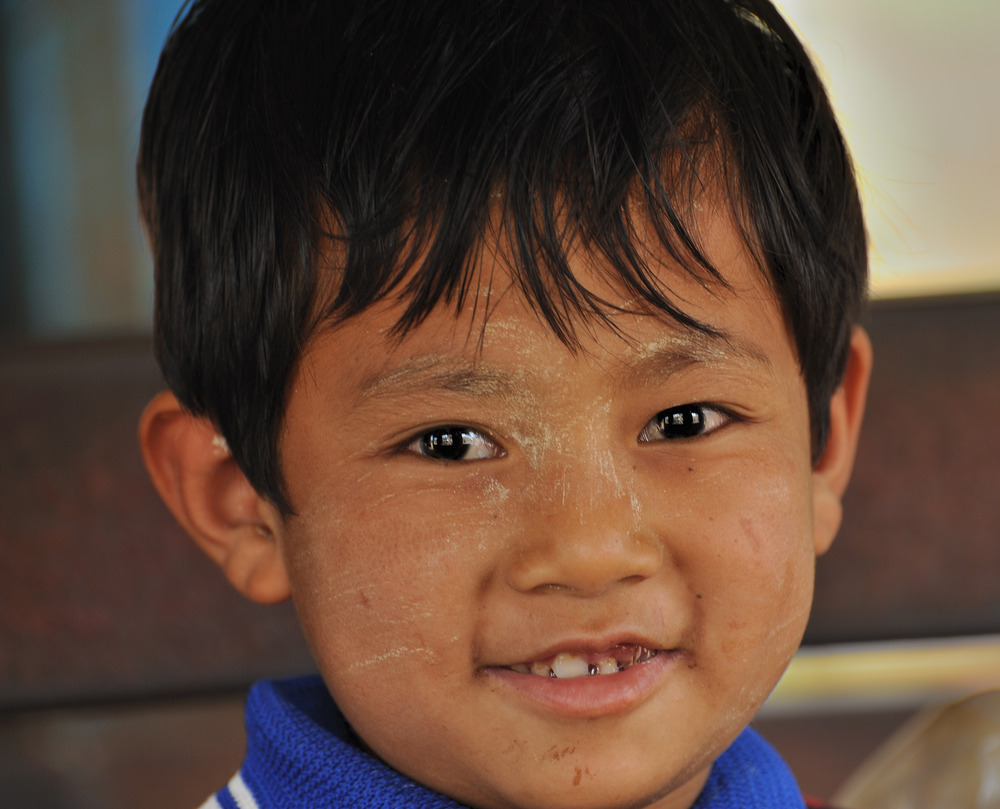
[812,327,873,556]
[138,391,292,604]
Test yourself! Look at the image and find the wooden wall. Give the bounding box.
[2,292,999,711]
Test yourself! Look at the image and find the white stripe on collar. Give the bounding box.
[228,772,261,809]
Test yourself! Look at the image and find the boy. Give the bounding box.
[137,1,872,807]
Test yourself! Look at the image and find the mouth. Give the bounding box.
[487,642,674,717]
[506,645,660,679]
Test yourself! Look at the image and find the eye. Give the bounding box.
[638,404,732,442]
[406,426,504,462]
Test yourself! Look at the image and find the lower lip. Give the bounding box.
[483,650,679,718]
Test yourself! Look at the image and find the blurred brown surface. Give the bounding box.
[810,293,1000,643]
[3,294,999,710]
[0,338,314,712]
[0,693,247,809]
[1,293,999,806]
[0,296,1000,709]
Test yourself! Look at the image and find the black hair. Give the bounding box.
[138,0,867,515]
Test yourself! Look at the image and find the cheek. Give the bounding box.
[674,451,816,667]
[279,473,500,705]
[730,475,815,634]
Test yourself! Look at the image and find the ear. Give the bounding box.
[812,327,873,556]
[138,391,291,604]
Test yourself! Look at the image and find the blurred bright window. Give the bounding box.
[778,0,1000,298]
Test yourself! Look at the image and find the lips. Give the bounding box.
[507,645,660,679]
[487,640,674,717]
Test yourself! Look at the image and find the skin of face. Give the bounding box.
[266,207,831,809]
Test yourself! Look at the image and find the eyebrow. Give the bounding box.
[356,330,771,402]
[356,356,522,402]
[617,330,773,390]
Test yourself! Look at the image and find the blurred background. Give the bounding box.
[1,0,999,340]
[782,0,1000,298]
[0,0,175,339]
[1,1,999,807]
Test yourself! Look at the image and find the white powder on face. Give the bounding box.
[482,478,511,509]
[622,331,775,388]
[629,490,643,519]
[343,645,437,673]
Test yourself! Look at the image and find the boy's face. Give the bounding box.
[275,208,824,809]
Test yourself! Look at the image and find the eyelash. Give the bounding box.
[637,403,734,443]
[404,426,505,462]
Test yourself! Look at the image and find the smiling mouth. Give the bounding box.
[508,646,659,679]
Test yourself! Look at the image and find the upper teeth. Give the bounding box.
[511,647,657,679]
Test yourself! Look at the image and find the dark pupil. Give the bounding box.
[657,406,704,438]
[424,428,473,460]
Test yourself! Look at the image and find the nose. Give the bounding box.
[505,466,662,597]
